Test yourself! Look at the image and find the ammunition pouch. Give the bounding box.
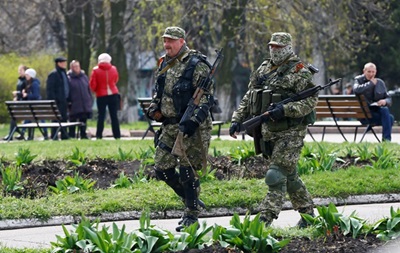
[249,89,263,115]
[266,93,289,132]
[249,89,273,116]
[302,110,316,125]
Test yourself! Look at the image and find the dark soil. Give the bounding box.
[279,234,384,253]
[169,234,385,253]
[0,155,387,252]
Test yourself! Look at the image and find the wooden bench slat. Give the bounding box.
[4,100,83,141]
[308,94,380,142]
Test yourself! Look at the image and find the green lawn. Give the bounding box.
[0,135,399,220]
[0,125,399,252]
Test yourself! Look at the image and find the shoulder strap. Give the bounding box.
[157,50,188,76]
[181,54,203,80]
[277,60,301,76]
[256,67,278,86]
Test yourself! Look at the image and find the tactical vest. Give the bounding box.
[251,60,316,132]
[156,54,211,119]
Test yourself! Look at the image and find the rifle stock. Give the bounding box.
[171,131,186,157]
[242,78,341,133]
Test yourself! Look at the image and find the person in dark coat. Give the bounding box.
[22,68,49,140]
[354,62,394,141]
[67,60,93,139]
[46,56,70,140]
[3,65,28,141]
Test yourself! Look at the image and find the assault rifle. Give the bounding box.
[172,48,224,158]
[242,78,341,132]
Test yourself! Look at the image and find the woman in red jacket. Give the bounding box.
[89,53,121,139]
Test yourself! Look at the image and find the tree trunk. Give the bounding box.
[81,1,92,74]
[215,0,248,121]
[312,37,328,94]
[64,0,83,64]
[109,0,128,122]
[93,0,106,56]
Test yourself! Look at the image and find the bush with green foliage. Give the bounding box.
[0,53,57,123]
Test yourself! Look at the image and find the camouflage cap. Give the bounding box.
[162,26,185,40]
[268,32,292,46]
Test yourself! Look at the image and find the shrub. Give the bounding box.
[0,53,57,123]
[49,172,96,194]
[15,147,37,167]
[1,165,24,193]
[301,202,367,239]
[371,206,400,241]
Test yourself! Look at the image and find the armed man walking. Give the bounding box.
[147,27,214,232]
[229,32,317,227]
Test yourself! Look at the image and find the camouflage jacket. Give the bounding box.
[152,48,214,125]
[231,55,318,138]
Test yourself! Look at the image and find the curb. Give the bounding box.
[1,193,399,230]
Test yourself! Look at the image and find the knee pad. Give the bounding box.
[154,167,177,182]
[287,171,303,194]
[265,165,286,191]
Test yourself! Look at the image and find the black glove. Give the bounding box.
[229,122,241,136]
[267,104,285,121]
[179,120,199,137]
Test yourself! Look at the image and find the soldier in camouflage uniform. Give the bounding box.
[229,32,316,227]
[147,27,213,232]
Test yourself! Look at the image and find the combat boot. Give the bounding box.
[176,209,199,232]
[259,211,274,227]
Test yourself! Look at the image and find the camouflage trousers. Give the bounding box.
[154,121,211,217]
[154,121,211,170]
[258,132,314,224]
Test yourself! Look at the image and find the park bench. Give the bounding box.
[138,97,225,139]
[5,100,83,141]
[307,94,380,142]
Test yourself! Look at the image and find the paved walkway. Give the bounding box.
[0,202,399,250]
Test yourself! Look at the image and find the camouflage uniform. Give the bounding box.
[231,32,317,226]
[149,27,213,231]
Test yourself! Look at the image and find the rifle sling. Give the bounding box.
[158,51,187,76]
[257,68,277,85]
